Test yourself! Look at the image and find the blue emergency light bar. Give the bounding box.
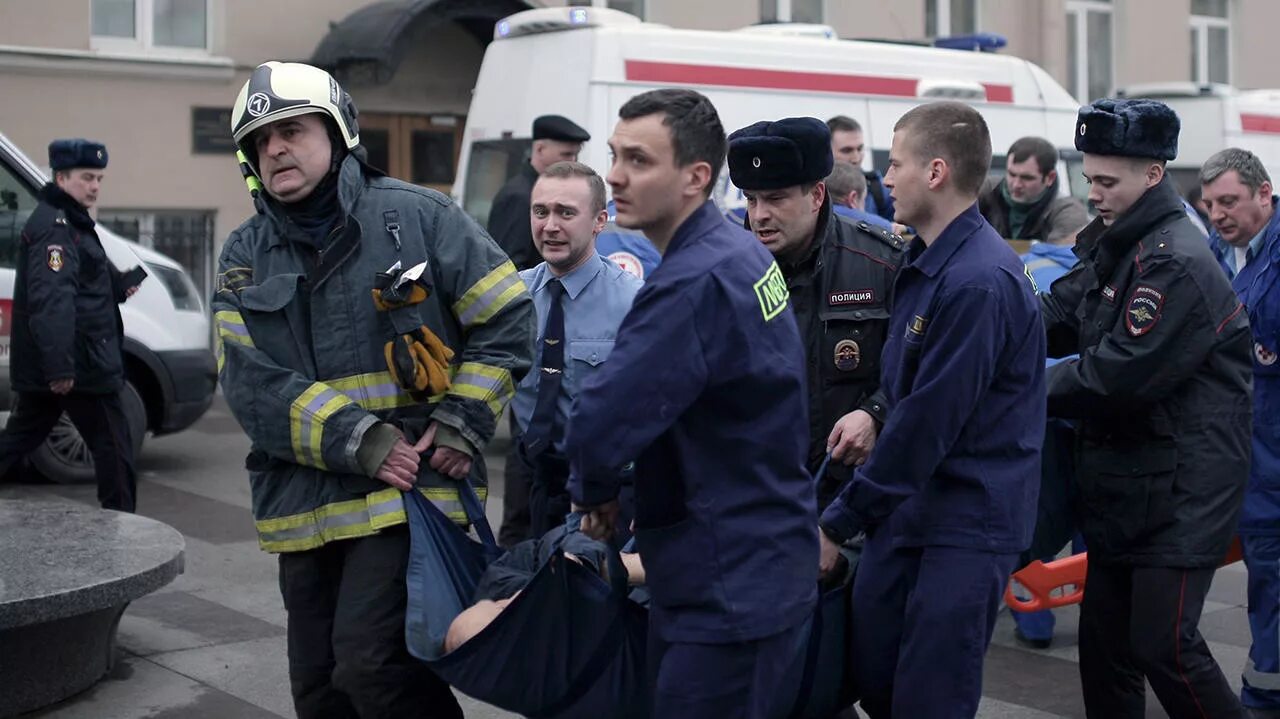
[933,33,1007,52]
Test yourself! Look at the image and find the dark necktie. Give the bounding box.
[523,279,565,456]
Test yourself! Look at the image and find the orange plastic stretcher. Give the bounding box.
[1005,536,1245,613]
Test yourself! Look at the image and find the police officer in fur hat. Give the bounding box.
[1041,98,1251,718]
[727,118,903,514]
[0,139,141,512]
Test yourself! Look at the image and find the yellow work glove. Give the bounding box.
[384,326,455,396]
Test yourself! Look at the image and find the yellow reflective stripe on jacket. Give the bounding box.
[255,485,490,552]
[214,310,253,374]
[328,371,419,411]
[289,383,355,470]
[453,261,524,328]
[447,362,513,418]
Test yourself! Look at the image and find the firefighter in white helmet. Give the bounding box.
[215,61,534,718]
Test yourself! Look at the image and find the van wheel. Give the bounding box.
[31,382,147,485]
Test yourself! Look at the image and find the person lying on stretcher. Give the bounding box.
[444,528,645,653]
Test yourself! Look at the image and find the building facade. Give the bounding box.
[0,0,1276,296]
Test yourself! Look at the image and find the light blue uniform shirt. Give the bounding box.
[512,253,643,451]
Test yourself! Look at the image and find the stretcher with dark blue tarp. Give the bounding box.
[404,474,858,719]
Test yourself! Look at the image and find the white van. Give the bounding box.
[1120,82,1280,193]
[455,7,1087,225]
[0,131,215,483]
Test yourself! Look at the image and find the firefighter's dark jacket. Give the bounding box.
[1041,176,1251,567]
[212,156,535,553]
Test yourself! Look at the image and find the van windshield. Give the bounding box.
[462,139,532,227]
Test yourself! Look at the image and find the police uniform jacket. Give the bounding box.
[212,155,534,553]
[1228,196,1280,537]
[820,204,1045,552]
[1041,177,1251,566]
[487,162,540,270]
[13,183,127,394]
[567,201,817,644]
[771,199,904,506]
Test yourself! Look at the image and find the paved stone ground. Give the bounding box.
[0,397,1254,718]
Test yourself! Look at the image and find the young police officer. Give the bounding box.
[568,89,816,719]
[818,102,1046,718]
[726,117,903,509]
[1042,99,1250,718]
[512,161,641,537]
[216,62,533,718]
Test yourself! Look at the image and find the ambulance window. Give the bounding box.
[1059,152,1088,205]
[0,159,37,270]
[462,139,531,227]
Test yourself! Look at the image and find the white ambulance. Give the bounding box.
[454,6,1087,225]
[1120,82,1280,192]
[0,131,215,483]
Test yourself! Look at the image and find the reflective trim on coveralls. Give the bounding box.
[254,485,490,552]
[214,310,253,373]
[447,362,513,418]
[289,383,355,470]
[328,371,421,411]
[1246,659,1280,691]
[453,261,525,328]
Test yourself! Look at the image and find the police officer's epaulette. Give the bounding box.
[855,221,906,251]
[52,210,67,227]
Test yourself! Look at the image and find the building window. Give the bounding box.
[1190,0,1230,85]
[569,0,646,20]
[926,0,978,37]
[1066,0,1113,103]
[91,0,210,53]
[98,210,215,305]
[760,0,824,23]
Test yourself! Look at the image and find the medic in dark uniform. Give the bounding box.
[566,89,816,719]
[818,102,1045,718]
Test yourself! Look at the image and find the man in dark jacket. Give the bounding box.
[727,117,904,510]
[828,115,895,223]
[1041,98,1251,719]
[487,115,590,271]
[979,135,1088,243]
[0,139,140,511]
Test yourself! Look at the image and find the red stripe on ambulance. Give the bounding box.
[624,60,1014,104]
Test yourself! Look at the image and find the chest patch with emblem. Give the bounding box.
[829,289,876,306]
[46,245,64,272]
[834,339,861,372]
[753,261,789,322]
[1257,342,1278,366]
[908,314,929,336]
[1102,285,1117,302]
[1125,285,1164,336]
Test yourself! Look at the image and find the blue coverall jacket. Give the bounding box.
[567,201,818,644]
[1233,196,1280,537]
[820,204,1045,553]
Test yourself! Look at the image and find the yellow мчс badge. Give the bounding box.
[753,261,789,322]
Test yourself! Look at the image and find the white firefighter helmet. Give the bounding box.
[230,61,359,179]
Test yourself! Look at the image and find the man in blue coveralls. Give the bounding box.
[817,101,1046,718]
[1200,147,1280,719]
[566,88,818,719]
